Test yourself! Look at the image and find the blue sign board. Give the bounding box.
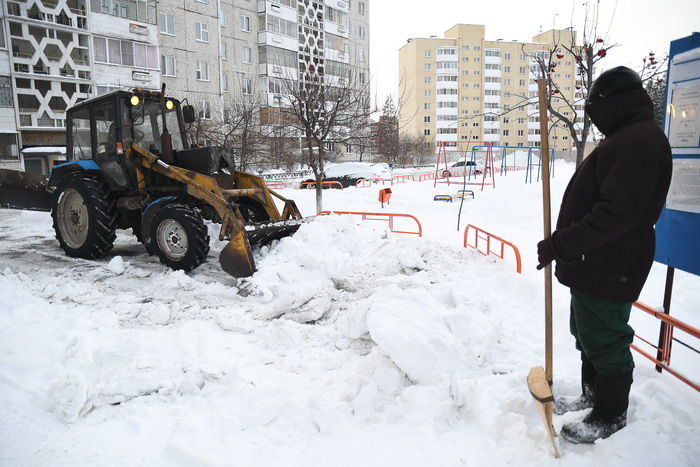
[655,34,700,277]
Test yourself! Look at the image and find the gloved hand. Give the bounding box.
[537,237,556,270]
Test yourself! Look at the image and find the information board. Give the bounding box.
[655,34,700,276]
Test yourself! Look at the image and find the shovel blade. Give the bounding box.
[218,230,256,278]
[528,366,559,458]
[0,169,52,211]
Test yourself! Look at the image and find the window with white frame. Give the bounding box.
[424,63,431,71]
[359,1,365,14]
[424,103,430,110]
[0,77,13,107]
[221,41,227,59]
[161,55,175,76]
[199,100,211,119]
[196,61,209,81]
[424,89,431,97]
[222,74,228,92]
[242,78,253,95]
[424,76,431,84]
[424,129,431,136]
[424,116,430,123]
[159,13,174,35]
[243,47,252,63]
[195,22,209,42]
[358,25,366,39]
[240,15,251,32]
[93,37,158,69]
[425,50,431,57]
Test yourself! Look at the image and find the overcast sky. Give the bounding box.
[368,0,700,106]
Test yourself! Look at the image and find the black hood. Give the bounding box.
[584,88,655,136]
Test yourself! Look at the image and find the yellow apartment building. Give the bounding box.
[399,24,586,156]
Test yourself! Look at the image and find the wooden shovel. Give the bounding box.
[527,79,559,458]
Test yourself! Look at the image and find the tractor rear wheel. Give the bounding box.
[150,204,210,272]
[52,174,117,259]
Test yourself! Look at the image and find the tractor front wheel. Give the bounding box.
[52,174,117,259]
[150,204,210,272]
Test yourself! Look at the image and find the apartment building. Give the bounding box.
[399,24,586,156]
[0,0,370,173]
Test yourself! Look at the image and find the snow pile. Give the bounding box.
[0,163,699,466]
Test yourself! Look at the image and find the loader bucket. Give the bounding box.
[219,229,256,278]
[0,169,52,211]
[245,218,306,246]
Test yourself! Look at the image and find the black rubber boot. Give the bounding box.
[561,371,633,444]
[554,354,597,415]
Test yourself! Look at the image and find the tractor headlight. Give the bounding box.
[165,99,174,110]
[130,95,140,106]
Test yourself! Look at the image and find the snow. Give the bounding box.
[1,160,699,466]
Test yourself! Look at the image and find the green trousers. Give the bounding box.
[569,289,635,376]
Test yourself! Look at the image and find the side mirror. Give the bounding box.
[182,105,196,124]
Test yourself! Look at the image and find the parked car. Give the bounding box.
[443,160,483,177]
[301,162,390,188]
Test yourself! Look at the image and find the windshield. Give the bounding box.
[122,97,186,153]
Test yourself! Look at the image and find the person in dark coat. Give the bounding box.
[536,66,672,444]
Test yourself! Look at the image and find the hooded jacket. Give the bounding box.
[551,88,672,302]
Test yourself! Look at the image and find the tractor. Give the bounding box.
[0,86,303,277]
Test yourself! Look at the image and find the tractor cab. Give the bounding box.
[62,89,192,190]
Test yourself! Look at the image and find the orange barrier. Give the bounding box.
[391,174,415,185]
[317,210,423,237]
[265,180,287,189]
[299,181,344,190]
[463,224,522,273]
[356,177,385,188]
[630,300,700,392]
[418,173,436,182]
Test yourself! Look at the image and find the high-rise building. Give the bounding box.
[399,24,587,156]
[0,0,370,173]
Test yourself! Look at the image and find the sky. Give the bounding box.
[368,0,700,106]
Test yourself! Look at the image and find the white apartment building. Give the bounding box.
[0,0,370,173]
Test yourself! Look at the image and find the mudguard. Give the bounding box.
[48,160,102,188]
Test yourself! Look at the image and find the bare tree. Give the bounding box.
[282,68,374,212]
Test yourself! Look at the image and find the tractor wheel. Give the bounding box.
[52,174,117,259]
[150,204,210,272]
[237,199,270,224]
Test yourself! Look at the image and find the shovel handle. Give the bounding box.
[537,79,554,385]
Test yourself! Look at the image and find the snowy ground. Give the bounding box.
[1,161,698,466]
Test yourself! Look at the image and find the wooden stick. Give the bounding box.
[537,79,554,385]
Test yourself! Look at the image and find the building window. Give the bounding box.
[358,25,366,39]
[358,1,366,14]
[195,22,209,42]
[505,53,511,60]
[196,61,209,81]
[424,116,431,123]
[424,89,431,97]
[222,74,228,92]
[0,77,13,107]
[93,37,158,69]
[424,63,431,71]
[425,50,431,57]
[161,55,175,76]
[240,15,251,32]
[503,130,509,136]
[243,47,252,63]
[424,76,431,84]
[199,100,211,119]
[159,13,174,35]
[221,41,227,59]
[424,129,431,136]
[243,78,253,94]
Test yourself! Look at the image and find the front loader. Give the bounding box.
[0,86,303,278]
